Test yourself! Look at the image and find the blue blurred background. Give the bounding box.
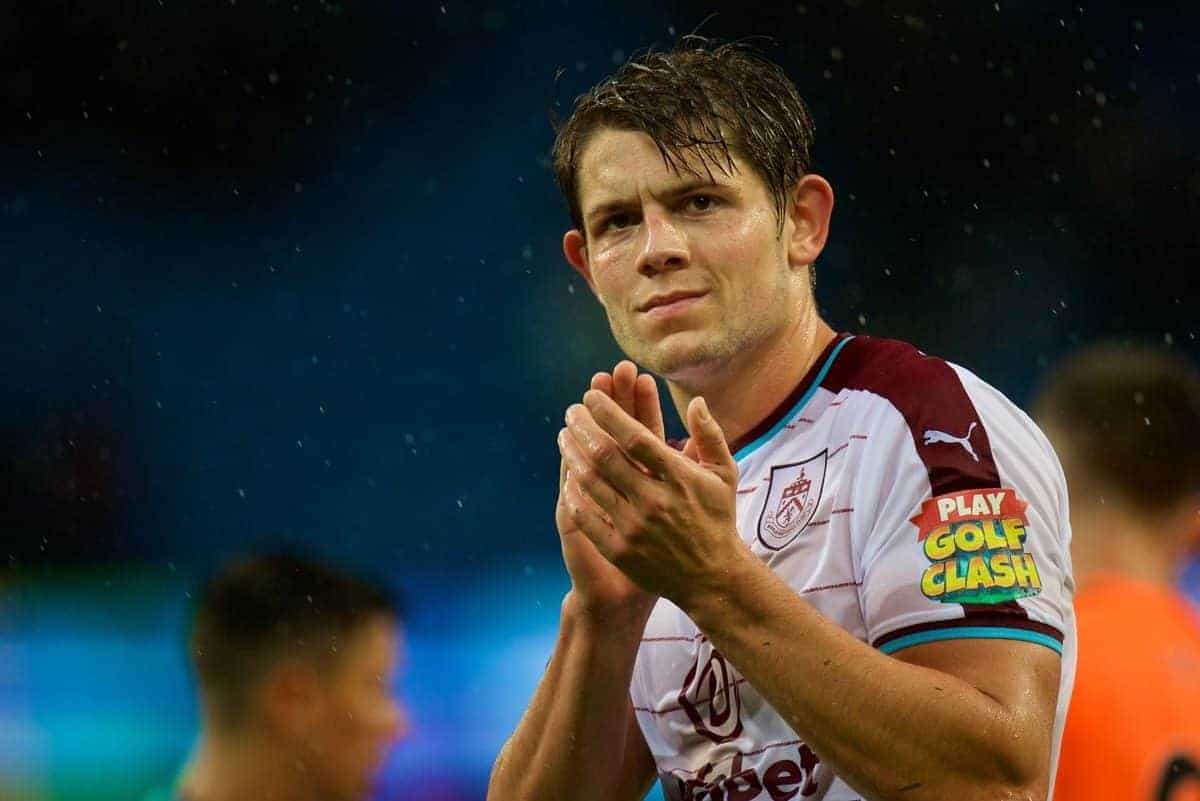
[1,1,1198,799]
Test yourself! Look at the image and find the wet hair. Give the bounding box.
[1032,343,1200,514]
[551,37,817,238]
[189,553,399,727]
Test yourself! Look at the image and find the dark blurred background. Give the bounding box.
[1,1,1197,799]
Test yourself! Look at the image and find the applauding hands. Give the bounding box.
[557,361,744,611]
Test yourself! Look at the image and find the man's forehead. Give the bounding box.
[335,616,399,664]
[577,128,740,207]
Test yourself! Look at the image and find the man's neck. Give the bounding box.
[666,312,837,450]
[179,729,313,801]
[1073,503,1184,590]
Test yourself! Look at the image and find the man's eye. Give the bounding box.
[604,213,635,231]
[687,194,716,212]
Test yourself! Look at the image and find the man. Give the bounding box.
[173,554,408,801]
[1033,344,1200,801]
[489,40,1074,801]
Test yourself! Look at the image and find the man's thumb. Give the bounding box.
[686,397,735,473]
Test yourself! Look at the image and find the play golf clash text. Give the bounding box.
[911,489,1043,604]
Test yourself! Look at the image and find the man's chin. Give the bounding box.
[640,337,730,382]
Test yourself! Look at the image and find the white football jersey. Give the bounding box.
[632,334,1076,801]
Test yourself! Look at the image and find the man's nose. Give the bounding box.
[635,211,689,276]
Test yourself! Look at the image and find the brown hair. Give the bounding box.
[551,37,816,237]
[1033,343,1200,514]
[190,553,399,726]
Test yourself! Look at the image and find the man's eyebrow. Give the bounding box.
[584,179,731,223]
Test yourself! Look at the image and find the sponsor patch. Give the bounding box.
[756,450,827,550]
[910,488,1042,604]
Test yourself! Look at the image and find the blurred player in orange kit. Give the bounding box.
[168,554,409,801]
[1034,344,1200,801]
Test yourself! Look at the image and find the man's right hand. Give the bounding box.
[489,360,664,801]
[557,360,665,621]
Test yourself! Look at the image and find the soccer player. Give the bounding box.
[1033,344,1200,801]
[488,40,1075,801]
[173,554,408,801]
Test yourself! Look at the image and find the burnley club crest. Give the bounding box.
[757,450,827,550]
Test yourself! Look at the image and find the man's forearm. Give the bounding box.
[681,553,1049,801]
[487,593,647,801]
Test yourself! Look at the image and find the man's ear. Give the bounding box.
[785,174,835,274]
[260,660,322,738]
[562,229,597,295]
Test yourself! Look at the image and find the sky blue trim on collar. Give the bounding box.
[877,626,1065,656]
[733,335,855,463]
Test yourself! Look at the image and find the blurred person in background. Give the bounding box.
[158,554,408,801]
[1034,344,1200,801]
[491,39,1074,801]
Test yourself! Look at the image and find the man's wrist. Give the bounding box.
[673,543,768,630]
[561,590,654,641]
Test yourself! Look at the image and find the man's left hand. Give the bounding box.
[558,390,745,605]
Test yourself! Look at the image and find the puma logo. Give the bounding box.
[922,422,979,462]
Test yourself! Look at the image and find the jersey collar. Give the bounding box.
[729,333,855,462]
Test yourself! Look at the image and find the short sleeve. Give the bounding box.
[851,364,1073,656]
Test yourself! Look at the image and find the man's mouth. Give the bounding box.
[638,290,710,314]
